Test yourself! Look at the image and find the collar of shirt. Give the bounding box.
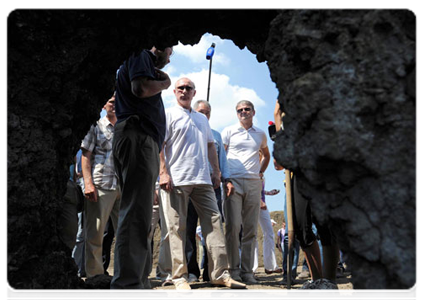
[236,123,257,132]
[175,105,193,114]
[99,116,114,128]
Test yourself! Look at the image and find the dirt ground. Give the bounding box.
[151,268,355,300]
[105,210,353,290]
[108,258,358,300]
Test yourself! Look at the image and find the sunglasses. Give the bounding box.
[177,85,194,91]
[237,107,252,113]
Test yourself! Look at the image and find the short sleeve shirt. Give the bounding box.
[221,123,267,179]
[115,50,166,150]
[164,106,214,186]
[80,116,118,190]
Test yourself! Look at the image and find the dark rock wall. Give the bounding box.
[8,9,415,289]
[7,9,277,289]
[266,10,415,289]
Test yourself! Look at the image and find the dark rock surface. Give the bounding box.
[266,10,415,289]
[8,9,415,289]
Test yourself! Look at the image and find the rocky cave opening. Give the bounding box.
[8,9,415,289]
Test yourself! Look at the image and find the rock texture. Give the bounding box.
[8,10,415,289]
[267,10,415,289]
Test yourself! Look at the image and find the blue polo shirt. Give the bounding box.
[115,50,166,150]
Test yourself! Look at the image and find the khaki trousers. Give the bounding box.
[84,187,120,278]
[224,178,262,278]
[156,188,172,281]
[161,184,228,282]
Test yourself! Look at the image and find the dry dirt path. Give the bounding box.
[147,268,356,300]
[108,268,358,300]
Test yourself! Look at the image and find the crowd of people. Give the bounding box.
[60,46,345,290]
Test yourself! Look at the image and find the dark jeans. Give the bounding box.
[185,187,222,281]
[102,217,115,275]
[111,116,159,289]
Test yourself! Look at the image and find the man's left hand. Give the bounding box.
[225,182,235,197]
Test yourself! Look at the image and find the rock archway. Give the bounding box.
[8,9,415,289]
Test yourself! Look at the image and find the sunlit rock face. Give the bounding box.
[8,9,414,289]
[266,10,415,289]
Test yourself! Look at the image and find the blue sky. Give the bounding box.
[161,33,286,213]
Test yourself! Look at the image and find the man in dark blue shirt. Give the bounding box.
[111,46,172,289]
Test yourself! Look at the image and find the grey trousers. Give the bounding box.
[161,184,229,282]
[111,117,159,289]
[224,178,262,278]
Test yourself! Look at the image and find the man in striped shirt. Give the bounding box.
[81,94,121,278]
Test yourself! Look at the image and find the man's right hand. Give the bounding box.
[155,69,171,89]
[84,182,98,202]
[159,173,173,191]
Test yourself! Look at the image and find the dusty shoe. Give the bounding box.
[241,274,258,284]
[229,272,242,282]
[174,279,191,290]
[211,271,247,289]
[308,279,339,299]
[297,269,310,279]
[291,280,316,298]
[265,267,283,274]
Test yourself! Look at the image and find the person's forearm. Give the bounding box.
[218,144,230,180]
[132,76,171,98]
[81,150,93,186]
[208,143,221,176]
[159,147,168,176]
[260,156,270,173]
[142,78,171,97]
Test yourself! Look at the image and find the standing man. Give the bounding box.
[184,100,235,282]
[81,94,121,278]
[159,78,245,290]
[111,46,172,289]
[221,100,270,283]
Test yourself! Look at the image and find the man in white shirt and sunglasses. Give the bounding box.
[159,78,246,290]
[221,100,270,284]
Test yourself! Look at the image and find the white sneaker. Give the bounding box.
[174,278,191,290]
[290,280,317,298]
[188,273,198,283]
[308,278,339,299]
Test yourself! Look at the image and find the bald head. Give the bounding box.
[173,77,196,110]
[175,77,195,89]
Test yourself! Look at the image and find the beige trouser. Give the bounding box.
[161,184,228,282]
[156,187,172,281]
[84,187,120,278]
[224,178,262,278]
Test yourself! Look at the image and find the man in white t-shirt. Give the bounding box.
[221,100,270,284]
[159,77,246,290]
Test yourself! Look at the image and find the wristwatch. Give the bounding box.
[224,178,232,184]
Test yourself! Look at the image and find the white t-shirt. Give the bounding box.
[164,105,214,186]
[221,123,267,179]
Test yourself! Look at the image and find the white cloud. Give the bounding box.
[162,69,266,132]
[174,34,230,67]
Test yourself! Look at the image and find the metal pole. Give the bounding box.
[206,43,215,102]
[207,57,213,102]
